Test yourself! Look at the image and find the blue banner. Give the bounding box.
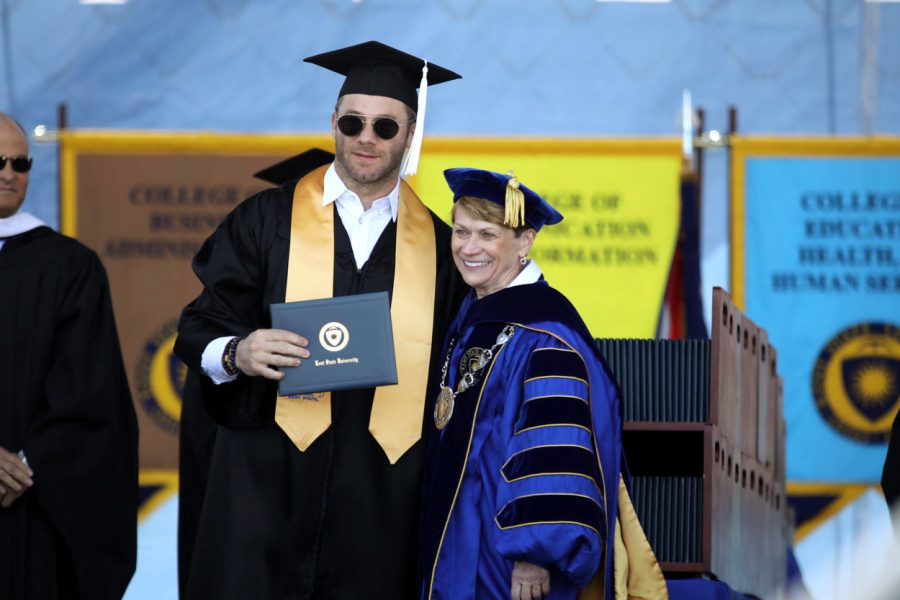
[742,156,900,482]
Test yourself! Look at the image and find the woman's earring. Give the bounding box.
[519,255,528,266]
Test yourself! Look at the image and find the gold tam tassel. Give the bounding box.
[504,171,525,228]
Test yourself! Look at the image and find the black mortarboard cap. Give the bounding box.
[253,148,335,186]
[303,41,461,111]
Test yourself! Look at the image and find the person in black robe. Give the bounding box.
[174,43,465,599]
[176,148,336,598]
[176,372,216,597]
[0,112,139,599]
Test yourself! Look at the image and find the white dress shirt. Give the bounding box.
[324,164,399,269]
[201,165,400,384]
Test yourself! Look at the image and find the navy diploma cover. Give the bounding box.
[270,291,398,396]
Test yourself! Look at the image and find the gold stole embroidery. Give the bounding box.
[274,165,437,464]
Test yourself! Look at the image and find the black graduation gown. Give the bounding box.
[0,226,139,600]
[174,181,464,600]
[177,370,217,598]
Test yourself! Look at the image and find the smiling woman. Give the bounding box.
[420,168,668,600]
[451,196,535,298]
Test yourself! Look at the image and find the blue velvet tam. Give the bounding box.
[443,168,563,232]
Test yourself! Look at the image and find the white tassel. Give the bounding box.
[401,60,428,177]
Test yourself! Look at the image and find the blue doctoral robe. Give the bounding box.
[420,281,622,599]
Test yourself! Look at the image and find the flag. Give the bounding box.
[657,171,707,339]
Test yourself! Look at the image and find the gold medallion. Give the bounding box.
[434,386,455,430]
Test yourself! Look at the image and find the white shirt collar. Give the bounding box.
[0,211,45,238]
[507,259,543,288]
[322,163,399,222]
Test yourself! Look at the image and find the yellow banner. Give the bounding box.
[413,138,682,338]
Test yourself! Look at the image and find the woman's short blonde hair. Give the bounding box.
[451,196,532,237]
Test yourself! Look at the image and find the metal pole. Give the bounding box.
[56,103,68,227]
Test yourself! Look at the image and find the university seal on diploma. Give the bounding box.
[270,292,397,397]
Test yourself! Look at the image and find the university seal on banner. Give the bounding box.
[135,319,186,434]
[812,322,900,444]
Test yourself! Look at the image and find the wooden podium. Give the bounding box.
[597,287,790,598]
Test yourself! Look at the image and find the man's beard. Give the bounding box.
[334,136,406,188]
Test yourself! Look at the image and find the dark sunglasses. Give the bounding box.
[337,114,409,140]
[0,155,32,173]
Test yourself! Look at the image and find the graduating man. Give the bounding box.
[176,148,336,598]
[174,42,465,599]
[0,112,138,599]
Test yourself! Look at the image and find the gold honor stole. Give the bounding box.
[576,476,668,600]
[274,165,437,464]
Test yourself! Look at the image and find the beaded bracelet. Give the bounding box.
[222,336,243,377]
